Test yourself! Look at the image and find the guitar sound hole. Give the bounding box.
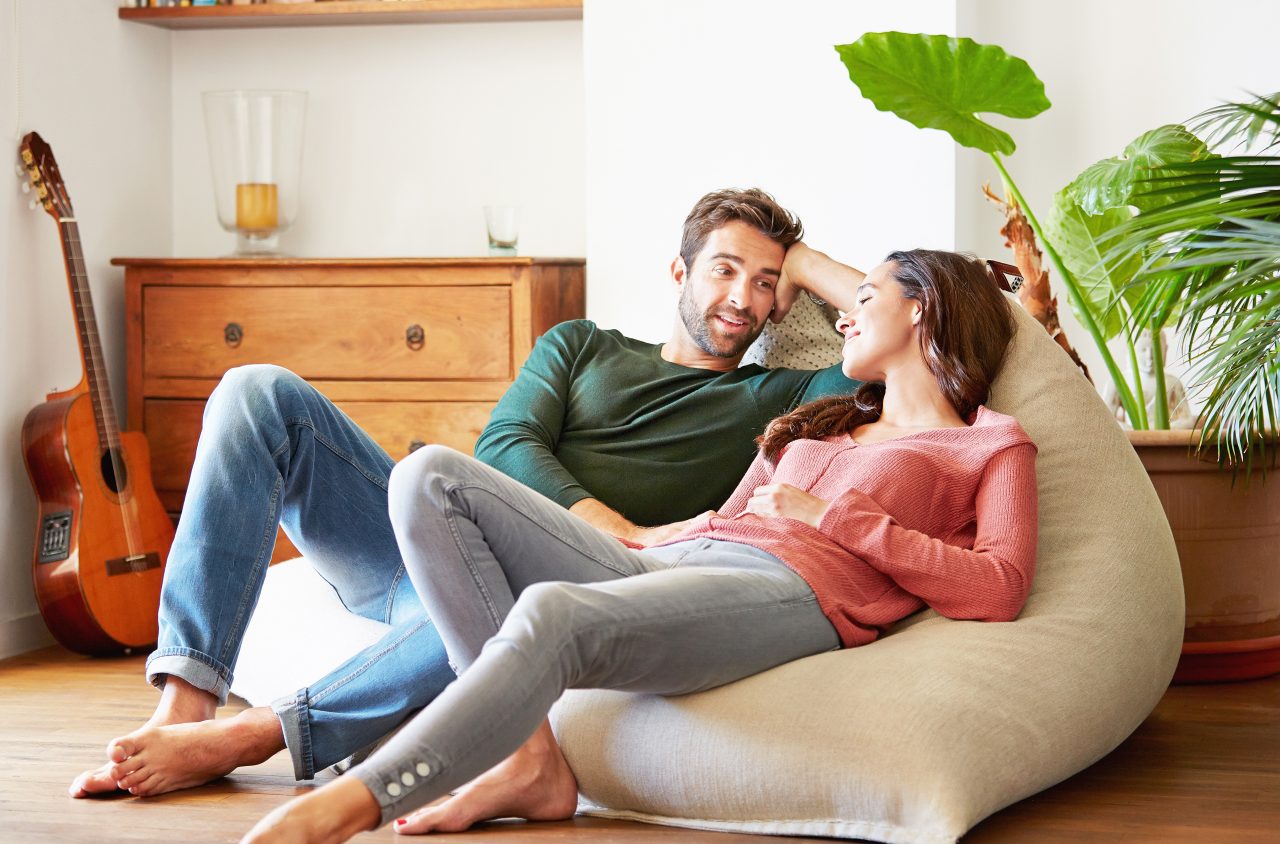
[100,448,128,494]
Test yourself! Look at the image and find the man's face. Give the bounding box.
[673,220,784,359]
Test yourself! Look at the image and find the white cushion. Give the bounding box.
[230,558,387,707]
[549,296,1185,842]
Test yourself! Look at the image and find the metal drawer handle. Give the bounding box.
[408,439,426,453]
[406,324,425,351]
[224,322,244,348]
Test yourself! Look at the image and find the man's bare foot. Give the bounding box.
[394,721,578,834]
[69,675,220,798]
[240,773,380,844]
[97,706,284,797]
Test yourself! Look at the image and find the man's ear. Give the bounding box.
[671,256,688,288]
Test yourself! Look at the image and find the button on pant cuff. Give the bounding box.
[271,689,315,780]
[349,755,440,826]
[145,650,233,706]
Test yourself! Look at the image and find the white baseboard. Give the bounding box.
[0,613,55,661]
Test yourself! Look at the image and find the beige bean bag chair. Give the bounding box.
[548,297,1185,842]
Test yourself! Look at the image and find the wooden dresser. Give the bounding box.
[116,257,585,559]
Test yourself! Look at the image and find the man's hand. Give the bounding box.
[771,242,866,323]
[570,498,712,546]
[770,243,817,324]
[745,484,830,527]
[630,511,715,547]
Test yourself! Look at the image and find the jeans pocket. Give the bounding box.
[662,538,710,569]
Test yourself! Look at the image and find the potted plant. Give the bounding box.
[835,32,1279,681]
[1102,94,1280,681]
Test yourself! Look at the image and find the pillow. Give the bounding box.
[742,293,844,370]
[549,295,1185,841]
[231,558,387,707]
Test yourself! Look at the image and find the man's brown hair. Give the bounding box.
[680,188,804,271]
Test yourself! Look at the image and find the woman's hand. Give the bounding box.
[631,511,716,547]
[745,484,830,528]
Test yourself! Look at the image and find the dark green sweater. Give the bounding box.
[473,320,857,526]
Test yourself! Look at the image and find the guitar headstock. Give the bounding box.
[19,132,74,220]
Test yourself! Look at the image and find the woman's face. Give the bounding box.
[835,261,921,382]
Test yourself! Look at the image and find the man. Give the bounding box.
[72,187,866,829]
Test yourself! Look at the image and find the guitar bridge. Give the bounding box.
[106,552,162,577]
[38,511,72,563]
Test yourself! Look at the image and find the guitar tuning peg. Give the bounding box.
[20,180,30,194]
[28,198,39,210]
[14,163,24,178]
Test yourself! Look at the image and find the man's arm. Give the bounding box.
[771,243,867,323]
[473,322,592,511]
[569,498,698,545]
[473,321,680,544]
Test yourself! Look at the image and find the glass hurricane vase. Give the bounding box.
[202,89,307,255]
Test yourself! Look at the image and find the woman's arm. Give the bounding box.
[815,443,1039,622]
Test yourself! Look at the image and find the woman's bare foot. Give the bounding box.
[69,676,220,797]
[240,773,381,844]
[394,722,578,834]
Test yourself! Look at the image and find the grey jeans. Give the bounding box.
[350,445,840,825]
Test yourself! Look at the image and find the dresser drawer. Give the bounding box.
[143,286,512,381]
[145,398,496,501]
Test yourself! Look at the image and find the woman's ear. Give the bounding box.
[910,301,923,326]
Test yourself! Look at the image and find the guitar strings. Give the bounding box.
[63,219,141,560]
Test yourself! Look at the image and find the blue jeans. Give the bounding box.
[145,365,456,779]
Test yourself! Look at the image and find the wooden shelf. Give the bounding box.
[118,1,583,30]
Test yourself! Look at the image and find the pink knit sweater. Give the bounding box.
[658,406,1039,647]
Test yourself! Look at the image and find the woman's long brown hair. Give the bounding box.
[757,249,1015,462]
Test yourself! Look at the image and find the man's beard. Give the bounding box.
[678,286,760,359]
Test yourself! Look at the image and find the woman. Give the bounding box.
[242,249,1038,843]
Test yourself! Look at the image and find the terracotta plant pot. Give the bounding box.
[1129,430,1280,683]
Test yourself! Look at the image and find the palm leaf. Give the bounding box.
[1100,94,1280,462]
[1191,92,1280,151]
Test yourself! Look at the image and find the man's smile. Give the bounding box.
[713,312,752,332]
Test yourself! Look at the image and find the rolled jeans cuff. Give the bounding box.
[146,649,233,706]
[272,689,316,780]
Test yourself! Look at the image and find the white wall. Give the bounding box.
[583,0,956,343]
[0,0,171,659]
[5,1,1279,660]
[169,20,585,257]
[955,0,1280,406]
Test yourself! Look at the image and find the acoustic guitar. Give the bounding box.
[20,132,174,656]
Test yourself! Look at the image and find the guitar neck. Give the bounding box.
[58,218,121,454]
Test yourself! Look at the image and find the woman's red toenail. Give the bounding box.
[396,819,407,826]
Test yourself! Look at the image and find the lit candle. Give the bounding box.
[236,182,279,231]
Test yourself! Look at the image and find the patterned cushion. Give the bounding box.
[742,293,844,370]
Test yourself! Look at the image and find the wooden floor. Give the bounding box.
[1,647,1276,843]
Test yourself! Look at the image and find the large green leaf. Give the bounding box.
[835,32,1050,155]
[1044,189,1143,339]
[1067,125,1212,215]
